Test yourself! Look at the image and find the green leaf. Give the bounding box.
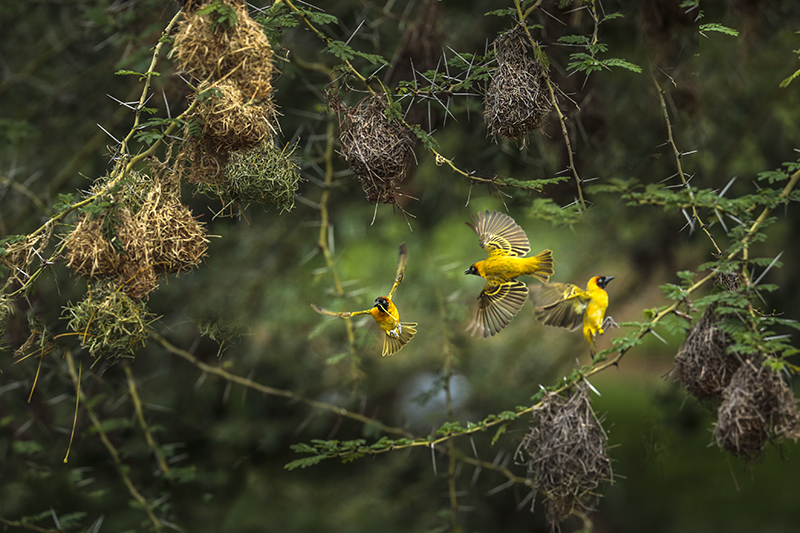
[699,23,739,37]
[491,424,508,446]
[325,40,355,62]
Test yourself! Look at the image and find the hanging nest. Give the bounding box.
[516,384,612,522]
[137,181,209,275]
[674,303,740,400]
[197,142,301,212]
[190,80,278,153]
[336,94,414,205]
[713,358,800,459]
[63,281,155,361]
[63,212,123,279]
[674,273,743,399]
[114,177,208,298]
[484,25,551,140]
[173,0,275,100]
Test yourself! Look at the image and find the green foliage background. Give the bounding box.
[2,1,800,532]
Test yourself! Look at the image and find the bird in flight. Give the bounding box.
[464,210,553,338]
[533,275,616,355]
[312,243,417,356]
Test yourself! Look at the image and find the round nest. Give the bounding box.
[516,384,612,521]
[484,25,551,140]
[173,0,275,100]
[224,143,301,211]
[63,282,155,361]
[674,304,740,400]
[113,177,208,298]
[191,80,277,152]
[714,358,800,459]
[64,212,122,279]
[137,183,209,275]
[337,94,414,205]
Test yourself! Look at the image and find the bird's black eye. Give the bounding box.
[374,297,388,311]
[465,265,479,276]
[597,276,614,289]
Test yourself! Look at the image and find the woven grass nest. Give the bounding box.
[63,281,155,362]
[336,94,414,205]
[63,174,209,300]
[516,384,612,521]
[713,358,800,459]
[174,0,275,100]
[484,25,552,140]
[196,142,301,212]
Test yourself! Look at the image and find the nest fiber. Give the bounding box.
[338,94,414,205]
[484,26,551,140]
[714,358,799,459]
[517,385,611,521]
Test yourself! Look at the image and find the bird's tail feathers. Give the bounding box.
[530,249,554,283]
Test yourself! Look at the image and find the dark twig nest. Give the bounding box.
[63,281,156,362]
[674,303,740,400]
[516,384,612,522]
[714,358,800,459]
[336,94,415,205]
[197,142,301,212]
[484,25,552,140]
[173,0,275,100]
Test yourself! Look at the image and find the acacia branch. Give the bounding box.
[64,351,163,533]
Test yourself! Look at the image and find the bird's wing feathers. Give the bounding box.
[467,280,528,338]
[468,210,530,257]
[532,283,591,331]
[382,322,417,356]
[387,242,408,299]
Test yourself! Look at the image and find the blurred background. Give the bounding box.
[2,1,800,532]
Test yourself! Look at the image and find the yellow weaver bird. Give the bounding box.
[532,276,615,355]
[464,210,554,338]
[312,243,417,356]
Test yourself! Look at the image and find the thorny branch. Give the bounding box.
[651,69,722,254]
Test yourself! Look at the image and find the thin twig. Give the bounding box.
[64,351,164,532]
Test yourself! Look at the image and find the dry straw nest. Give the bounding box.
[336,94,414,205]
[64,212,123,280]
[516,384,612,521]
[713,358,800,459]
[674,303,740,400]
[63,173,208,300]
[484,25,552,140]
[197,142,301,212]
[191,80,278,153]
[173,0,275,100]
[63,281,154,362]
